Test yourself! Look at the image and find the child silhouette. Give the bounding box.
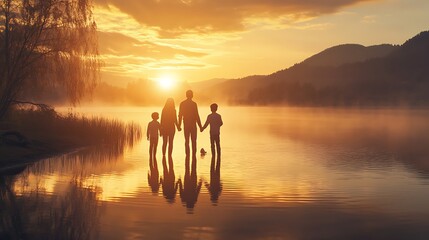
[147,112,160,163]
[201,103,223,158]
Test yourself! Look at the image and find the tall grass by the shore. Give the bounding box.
[1,106,142,162]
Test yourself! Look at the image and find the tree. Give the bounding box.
[0,0,100,119]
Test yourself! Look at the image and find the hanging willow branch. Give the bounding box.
[0,0,101,120]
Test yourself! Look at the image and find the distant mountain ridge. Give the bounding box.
[190,78,229,91]
[200,30,429,106]
[301,44,397,67]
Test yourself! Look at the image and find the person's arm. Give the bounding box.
[147,123,150,140]
[195,103,202,129]
[175,110,181,131]
[220,115,223,127]
[201,115,209,132]
[178,103,183,128]
[160,111,164,136]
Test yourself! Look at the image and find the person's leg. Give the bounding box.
[168,132,175,157]
[215,134,221,158]
[153,138,158,166]
[210,134,215,156]
[162,135,168,156]
[149,140,154,166]
[191,154,197,176]
[162,155,168,173]
[184,129,190,156]
[168,154,174,174]
[185,154,190,174]
[190,127,197,157]
[210,155,215,171]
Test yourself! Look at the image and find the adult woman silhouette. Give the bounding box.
[161,98,181,157]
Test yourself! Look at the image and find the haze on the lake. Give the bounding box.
[2,0,429,240]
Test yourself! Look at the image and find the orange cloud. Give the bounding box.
[98,32,206,59]
[97,32,214,79]
[94,0,374,37]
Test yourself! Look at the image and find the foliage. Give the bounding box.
[0,0,100,119]
[206,31,429,107]
[5,106,141,149]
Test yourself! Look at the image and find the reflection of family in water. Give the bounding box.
[178,155,202,211]
[160,155,178,203]
[206,155,222,205]
[146,90,223,210]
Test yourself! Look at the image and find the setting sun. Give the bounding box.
[3,0,429,239]
[157,74,176,91]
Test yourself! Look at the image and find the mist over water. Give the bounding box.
[2,106,429,239]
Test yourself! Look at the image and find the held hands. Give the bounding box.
[200,126,205,132]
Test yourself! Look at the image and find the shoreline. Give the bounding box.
[0,107,142,175]
[0,143,85,174]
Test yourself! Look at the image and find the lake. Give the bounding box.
[2,106,429,240]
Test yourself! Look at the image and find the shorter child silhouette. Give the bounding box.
[147,112,160,162]
[201,103,223,158]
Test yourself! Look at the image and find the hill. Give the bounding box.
[202,30,429,106]
[302,44,397,67]
[190,78,229,91]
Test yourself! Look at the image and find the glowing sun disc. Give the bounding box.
[158,75,176,90]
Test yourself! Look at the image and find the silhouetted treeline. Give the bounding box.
[201,30,429,107]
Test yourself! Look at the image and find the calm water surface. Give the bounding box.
[2,107,429,240]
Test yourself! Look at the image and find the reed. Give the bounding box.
[1,106,142,162]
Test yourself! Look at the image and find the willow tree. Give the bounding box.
[0,0,100,119]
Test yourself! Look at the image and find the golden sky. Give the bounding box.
[93,0,429,86]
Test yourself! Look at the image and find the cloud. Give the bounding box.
[98,31,206,59]
[94,6,223,76]
[94,0,374,36]
[98,33,214,77]
[100,53,213,76]
[362,15,377,24]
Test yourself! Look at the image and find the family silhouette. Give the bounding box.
[178,90,202,158]
[160,155,178,203]
[161,98,181,157]
[147,150,160,194]
[146,90,224,210]
[201,103,223,159]
[147,112,161,194]
[147,112,160,165]
[205,155,222,205]
[178,154,202,212]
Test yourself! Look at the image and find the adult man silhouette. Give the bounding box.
[178,90,202,157]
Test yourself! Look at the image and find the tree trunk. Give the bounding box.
[0,99,12,121]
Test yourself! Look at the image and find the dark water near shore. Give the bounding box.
[2,107,429,239]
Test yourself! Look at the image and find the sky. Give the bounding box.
[93,0,429,86]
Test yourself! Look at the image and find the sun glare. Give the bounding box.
[157,74,176,91]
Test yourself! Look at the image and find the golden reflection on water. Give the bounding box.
[12,107,429,206]
[3,107,429,239]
